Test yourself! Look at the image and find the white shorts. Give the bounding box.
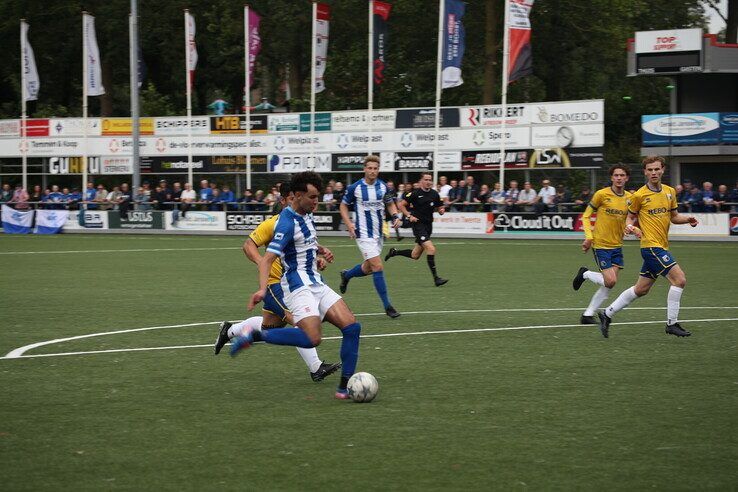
[357,237,384,261]
[285,284,342,324]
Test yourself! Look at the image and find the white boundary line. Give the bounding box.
[2,306,736,360]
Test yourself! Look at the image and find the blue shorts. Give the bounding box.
[592,247,624,271]
[263,283,289,321]
[640,247,677,279]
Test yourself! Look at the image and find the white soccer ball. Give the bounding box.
[347,372,379,403]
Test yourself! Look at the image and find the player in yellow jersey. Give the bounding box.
[572,165,637,324]
[598,156,698,338]
[213,183,340,382]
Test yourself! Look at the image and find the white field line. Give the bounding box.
[2,317,736,360]
[2,306,737,360]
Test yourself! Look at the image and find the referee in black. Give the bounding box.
[385,172,448,286]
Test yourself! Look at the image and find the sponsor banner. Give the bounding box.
[432,212,491,235]
[154,116,210,135]
[101,118,154,136]
[0,119,20,137]
[299,113,332,132]
[210,115,268,134]
[210,155,267,173]
[396,108,460,129]
[109,210,164,230]
[47,156,133,175]
[460,105,529,127]
[141,156,206,173]
[272,134,330,153]
[642,113,720,145]
[635,28,702,54]
[507,0,534,83]
[331,110,396,131]
[436,151,461,171]
[441,0,466,88]
[225,212,339,232]
[34,209,69,234]
[332,153,367,172]
[333,132,384,152]
[314,3,330,93]
[63,210,108,230]
[21,119,50,137]
[461,150,530,170]
[531,124,604,148]
[465,127,531,149]
[531,100,604,125]
[394,152,433,171]
[720,113,738,143]
[49,118,102,137]
[529,147,604,168]
[492,212,579,232]
[165,211,226,231]
[671,213,729,236]
[730,214,738,236]
[379,152,394,172]
[268,154,332,173]
[268,114,301,132]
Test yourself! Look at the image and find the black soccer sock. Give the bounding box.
[395,249,413,258]
[427,255,438,279]
[339,375,350,390]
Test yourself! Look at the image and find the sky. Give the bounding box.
[705,0,728,34]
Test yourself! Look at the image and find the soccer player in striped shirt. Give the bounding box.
[598,156,698,338]
[338,155,402,319]
[237,171,362,399]
[572,165,635,325]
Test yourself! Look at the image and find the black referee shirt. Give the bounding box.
[404,188,441,224]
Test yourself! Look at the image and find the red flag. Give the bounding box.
[507,0,534,84]
[373,1,392,87]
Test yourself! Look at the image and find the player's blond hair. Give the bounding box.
[642,155,665,169]
[364,155,380,165]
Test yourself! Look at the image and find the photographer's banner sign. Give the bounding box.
[34,209,68,234]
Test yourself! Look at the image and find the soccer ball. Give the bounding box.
[347,372,379,403]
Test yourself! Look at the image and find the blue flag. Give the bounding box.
[442,0,465,89]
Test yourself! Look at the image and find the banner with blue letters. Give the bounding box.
[34,209,68,234]
[442,0,466,89]
[1,205,34,234]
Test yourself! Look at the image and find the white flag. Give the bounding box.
[314,3,330,93]
[34,209,69,234]
[185,12,198,81]
[83,13,105,96]
[21,21,40,101]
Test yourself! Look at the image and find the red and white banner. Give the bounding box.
[185,12,198,87]
[373,1,391,87]
[507,0,534,84]
[314,3,330,93]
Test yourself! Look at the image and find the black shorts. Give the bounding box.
[412,222,433,244]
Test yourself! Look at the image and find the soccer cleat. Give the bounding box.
[311,361,342,382]
[597,310,611,339]
[334,388,351,400]
[385,306,401,319]
[214,321,232,355]
[384,247,397,262]
[665,323,691,337]
[572,267,588,291]
[580,315,597,325]
[339,270,350,294]
[434,277,449,287]
[229,325,255,356]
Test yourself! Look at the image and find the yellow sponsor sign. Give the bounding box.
[101,118,154,135]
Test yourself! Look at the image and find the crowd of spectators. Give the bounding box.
[1,176,736,214]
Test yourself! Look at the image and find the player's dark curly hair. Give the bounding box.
[290,171,323,193]
[609,164,631,176]
[279,181,291,196]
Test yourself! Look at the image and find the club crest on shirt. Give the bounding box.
[667,193,672,200]
[274,232,284,240]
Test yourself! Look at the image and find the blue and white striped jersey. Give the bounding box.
[342,178,393,239]
[266,207,324,294]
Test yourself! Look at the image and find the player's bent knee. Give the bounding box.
[634,285,650,296]
[308,333,322,346]
[604,279,617,289]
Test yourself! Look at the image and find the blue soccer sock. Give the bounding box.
[372,271,392,309]
[339,323,361,382]
[261,327,314,348]
[345,263,367,280]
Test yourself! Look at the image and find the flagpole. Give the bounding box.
[367,0,374,156]
[20,20,28,192]
[130,3,141,197]
[433,0,445,187]
[244,5,251,190]
[184,9,193,187]
[309,1,318,168]
[82,12,89,202]
[499,0,511,195]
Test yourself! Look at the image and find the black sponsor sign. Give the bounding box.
[332,153,366,172]
[395,108,459,129]
[108,210,164,230]
[226,212,340,232]
[394,152,433,171]
[461,150,530,170]
[210,115,267,134]
[492,212,578,232]
[528,147,604,168]
[141,155,267,173]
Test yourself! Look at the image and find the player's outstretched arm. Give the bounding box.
[339,202,356,238]
[670,210,698,227]
[243,238,262,265]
